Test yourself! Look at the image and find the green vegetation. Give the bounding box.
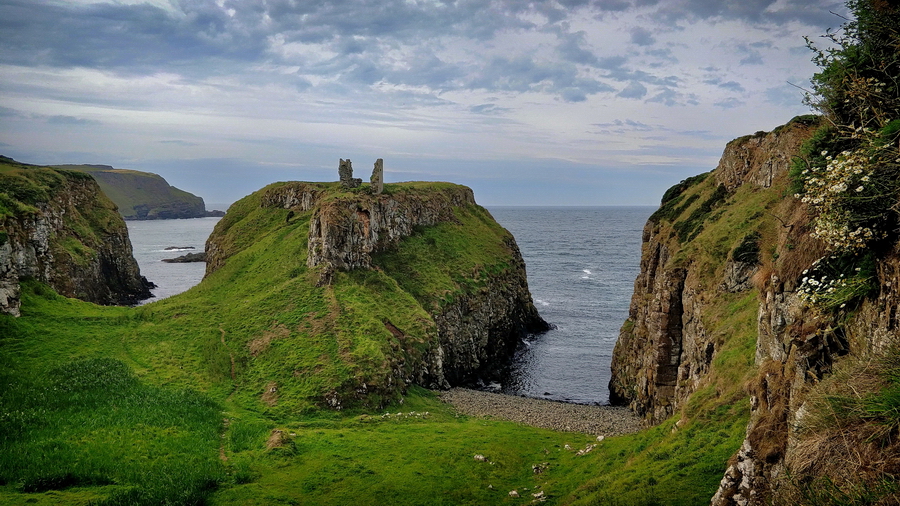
[0,158,122,288]
[0,277,752,505]
[0,357,224,505]
[791,0,900,309]
[0,177,760,504]
[56,164,207,219]
[731,232,761,264]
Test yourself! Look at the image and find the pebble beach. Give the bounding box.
[439,388,643,436]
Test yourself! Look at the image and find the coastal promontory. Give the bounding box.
[55,163,223,220]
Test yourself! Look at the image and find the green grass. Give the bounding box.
[0,179,762,505]
[0,357,224,506]
[54,164,206,219]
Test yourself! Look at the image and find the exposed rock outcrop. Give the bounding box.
[606,115,900,504]
[205,180,548,404]
[0,163,153,316]
[610,116,820,425]
[307,186,475,271]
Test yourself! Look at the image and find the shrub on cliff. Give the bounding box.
[792,0,900,310]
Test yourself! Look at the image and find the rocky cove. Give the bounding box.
[4,115,900,503]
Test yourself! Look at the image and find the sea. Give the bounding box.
[126,206,655,405]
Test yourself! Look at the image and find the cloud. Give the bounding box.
[645,48,678,65]
[46,115,99,125]
[557,30,600,65]
[469,55,613,101]
[0,1,265,73]
[649,0,847,27]
[158,140,198,147]
[0,106,22,117]
[0,0,845,206]
[591,119,655,133]
[714,97,745,109]
[469,103,510,115]
[704,78,745,92]
[630,27,656,46]
[618,81,648,99]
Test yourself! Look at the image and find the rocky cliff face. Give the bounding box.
[610,117,821,425]
[206,181,548,403]
[306,185,475,271]
[606,115,900,504]
[430,234,548,387]
[0,163,153,316]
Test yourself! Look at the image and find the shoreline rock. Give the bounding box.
[162,252,206,263]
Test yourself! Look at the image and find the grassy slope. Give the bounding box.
[0,177,769,505]
[55,164,204,219]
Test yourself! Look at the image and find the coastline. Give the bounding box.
[439,388,642,436]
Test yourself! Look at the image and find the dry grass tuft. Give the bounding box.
[746,360,793,464]
[752,263,775,291]
[261,381,279,406]
[265,429,292,450]
[772,354,900,505]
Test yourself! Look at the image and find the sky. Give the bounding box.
[0,0,849,207]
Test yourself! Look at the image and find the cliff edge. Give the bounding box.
[56,164,219,220]
[610,113,900,505]
[203,180,548,410]
[0,157,153,316]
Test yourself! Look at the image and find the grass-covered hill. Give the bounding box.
[0,178,749,505]
[53,163,212,220]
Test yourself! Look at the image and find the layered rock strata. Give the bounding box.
[610,118,818,424]
[1,168,152,316]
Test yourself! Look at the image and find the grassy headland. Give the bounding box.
[0,178,760,505]
[54,163,208,220]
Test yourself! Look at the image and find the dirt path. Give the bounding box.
[439,388,643,436]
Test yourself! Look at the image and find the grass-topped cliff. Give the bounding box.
[53,163,212,220]
[0,156,151,315]
[1,178,751,505]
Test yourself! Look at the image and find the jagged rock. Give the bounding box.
[306,186,476,271]
[720,260,757,293]
[371,158,384,195]
[161,252,206,263]
[339,158,361,189]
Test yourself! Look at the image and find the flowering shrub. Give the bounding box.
[791,0,900,312]
[797,253,876,312]
[795,134,898,251]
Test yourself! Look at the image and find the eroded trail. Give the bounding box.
[439,388,642,436]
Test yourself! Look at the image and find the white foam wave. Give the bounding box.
[583,269,592,274]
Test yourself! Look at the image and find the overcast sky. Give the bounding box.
[0,0,847,206]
